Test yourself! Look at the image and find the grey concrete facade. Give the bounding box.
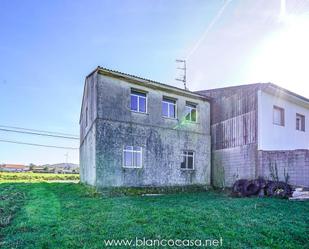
[80,67,211,188]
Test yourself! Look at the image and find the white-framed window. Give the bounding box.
[162,97,176,118]
[131,90,147,113]
[181,151,194,170]
[123,146,142,168]
[185,103,197,122]
[273,105,285,126]
[296,113,305,132]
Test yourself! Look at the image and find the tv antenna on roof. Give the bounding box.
[175,59,187,90]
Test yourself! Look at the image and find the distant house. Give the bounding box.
[51,163,80,174]
[0,164,29,172]
[31,166,46,173]
[198,83,309,188]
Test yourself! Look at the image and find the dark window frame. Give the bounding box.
[296,113,305,132]
[180,151,195,170]
[85,106,88,127]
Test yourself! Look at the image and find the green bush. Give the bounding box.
[0,172,79,182]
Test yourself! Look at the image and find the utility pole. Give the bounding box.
[64,152,69,166]
[175,59,187,90]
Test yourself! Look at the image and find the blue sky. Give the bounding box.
[0,0,308,165]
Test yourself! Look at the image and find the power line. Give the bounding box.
[0,139,79,150]
[0,125,78,137]
[0,128,79,140]
[186,0,232,59]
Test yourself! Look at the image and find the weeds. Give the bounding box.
[0,172,79,182]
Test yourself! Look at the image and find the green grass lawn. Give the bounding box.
[0,183,308,249]
[0,172,79,182]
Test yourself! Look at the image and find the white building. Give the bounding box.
[198,83,309,187]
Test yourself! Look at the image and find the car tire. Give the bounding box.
[266,181,292,198]
[232,179,248,196]
[242,180,260,197]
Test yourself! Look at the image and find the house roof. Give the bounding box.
[96,66,211,101]
[2,164,27,169]
[196,83,309,105]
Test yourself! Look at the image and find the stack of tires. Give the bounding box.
[232,178,292,198]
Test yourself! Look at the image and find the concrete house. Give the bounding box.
[198,83,309,188]
[80,67,211,188]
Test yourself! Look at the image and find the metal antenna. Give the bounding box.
[175,59,187,90]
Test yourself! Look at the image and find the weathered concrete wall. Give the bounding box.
[80,123,96,185]
[80,73,97,185]
[212,144,257,187]
[95,120,210,187]
[258,150,309,187]
[93,72,211,187]
[80,73,97,141]
[96,72,210,135]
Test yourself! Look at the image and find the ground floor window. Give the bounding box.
[181,151,194,170]
[123,146,142,168]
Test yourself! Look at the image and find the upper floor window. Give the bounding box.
[181,151,194,170]
[296,113,305,132]
[273,106,285,126]
[131,90,147,113]
[185,103,197,122]
[162,97,176,118]
[123,146,142,168]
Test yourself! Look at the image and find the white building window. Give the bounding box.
[131,90,147,113]
[85,107,88,127]
[123,146,142,168]
[273,106,285,126]
[296,113,305,132]
[162,97,176,118]
[185,103,197,122]
[181,151,194,170]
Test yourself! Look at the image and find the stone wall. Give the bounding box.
[212,144,257,187]
[258,150,309,187]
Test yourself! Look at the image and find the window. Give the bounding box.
[162,97,176,118]
[131,90,147,113]
[85,107,88,127]
[185,103,197,122]
[296,113,305,132]
[123,146,142,168]
[181,151,194,170]
[273,106,285,126]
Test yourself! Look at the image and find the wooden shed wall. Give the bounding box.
[201,85,259,150]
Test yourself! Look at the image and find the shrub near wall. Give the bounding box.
[98,184,212,196]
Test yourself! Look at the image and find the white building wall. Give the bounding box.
[258,90,309,150]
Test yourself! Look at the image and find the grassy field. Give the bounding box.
[0,172,79,182]
[0,182,308,249]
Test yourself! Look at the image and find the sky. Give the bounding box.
[0,0,308,165]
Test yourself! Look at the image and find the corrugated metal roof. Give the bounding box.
[196,83,309,103]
